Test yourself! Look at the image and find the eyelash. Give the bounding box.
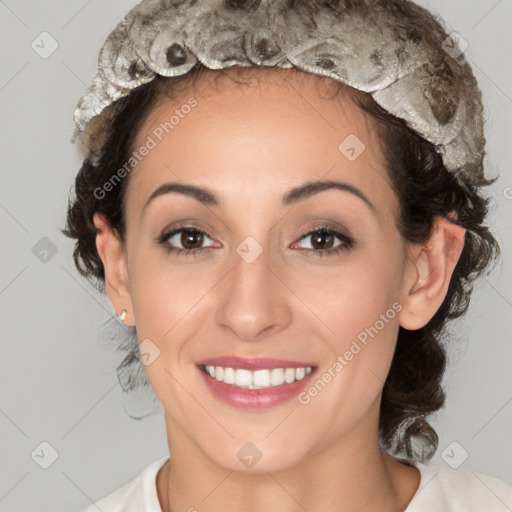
[156,223,355,258]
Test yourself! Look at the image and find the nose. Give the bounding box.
[214,245,292,342]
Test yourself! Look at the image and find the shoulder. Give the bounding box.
[79,456,169,512]
[405,460,512,511]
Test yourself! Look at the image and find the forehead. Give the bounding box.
[126,68,395,219]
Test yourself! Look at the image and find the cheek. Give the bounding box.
[290,247,403,405]
[288,247,403,343]
[126,256,209,417]
[294,277,401,440]
[128,246,211,338]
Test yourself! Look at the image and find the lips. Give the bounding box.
[196,355,318,410]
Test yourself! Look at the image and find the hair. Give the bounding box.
[62,16,500,465]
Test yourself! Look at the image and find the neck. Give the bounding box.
[156,411,420,512]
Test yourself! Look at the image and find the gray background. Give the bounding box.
[0,0,511,510]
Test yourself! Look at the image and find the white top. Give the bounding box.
[81,456,512,512]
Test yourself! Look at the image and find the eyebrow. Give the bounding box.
[142,179,375,213]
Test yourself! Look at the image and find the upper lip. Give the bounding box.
[196,356,316,371]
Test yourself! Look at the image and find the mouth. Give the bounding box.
[199,364,314,389]
[196,356,317,409]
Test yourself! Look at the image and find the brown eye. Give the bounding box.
[309,231,337,250]
[180,229,205,249]
[292,225,355,257]
[157,227,218,255]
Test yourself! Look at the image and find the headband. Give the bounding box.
[73,0,486,187]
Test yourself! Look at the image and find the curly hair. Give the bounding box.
[62,58,499,461]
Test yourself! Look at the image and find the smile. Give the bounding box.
[201,365,313,389]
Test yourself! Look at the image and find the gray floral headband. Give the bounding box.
[73,0,485,187]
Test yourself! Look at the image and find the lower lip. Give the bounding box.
[198,366,316,410]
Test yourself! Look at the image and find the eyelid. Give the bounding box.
[294,218,354,239]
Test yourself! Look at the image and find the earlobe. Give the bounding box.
[93,212,135,327]
[399,215,466,331]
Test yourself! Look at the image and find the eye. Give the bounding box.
[156,226,219,256]
[156,223,355,258]
[291,224,355,256]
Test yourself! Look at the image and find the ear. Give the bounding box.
[93,212,135,327]
[398,214,465,330]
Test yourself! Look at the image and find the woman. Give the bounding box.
[62,0,512,510]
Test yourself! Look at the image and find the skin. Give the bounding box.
[93,68,465,512]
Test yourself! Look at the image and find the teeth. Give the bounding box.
[235,369,253,387]
[284,367,296,383]
[253,369,271,387]
[223,367,235,385]
[203,365,314,389]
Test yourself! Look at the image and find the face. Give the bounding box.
[98,69,428,472]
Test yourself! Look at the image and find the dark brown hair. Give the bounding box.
[62,63,499,462]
